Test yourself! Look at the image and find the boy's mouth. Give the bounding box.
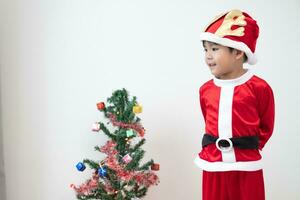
[208,63,217,68]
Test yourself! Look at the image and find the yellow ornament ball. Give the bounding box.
[133,105,143,114]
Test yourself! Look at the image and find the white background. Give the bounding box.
[0,0,300,199]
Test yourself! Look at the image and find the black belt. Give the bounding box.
[202,133,259,150]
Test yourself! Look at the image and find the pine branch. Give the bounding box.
[106,168,121,190]
[94,145,100,152]
[123,96,137,123]
[116,191,123,200]
[135,117,141,123]
[99,122,116,140]
[125,149,145,170]
[123,189,135,199]
[104,106,114,118]
[130,138,146,153]
[83,159,99,170]
[138,159,154,171]
[115,129,128,156]
[107,89,128,113]
[136,187,148,198]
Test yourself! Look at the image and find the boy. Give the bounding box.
[194,9,275,200]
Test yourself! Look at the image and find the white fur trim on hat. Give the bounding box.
[200,32,257,65]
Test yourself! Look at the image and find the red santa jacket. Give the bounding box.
[194,69,275,171]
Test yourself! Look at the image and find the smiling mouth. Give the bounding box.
[208,63,216,68]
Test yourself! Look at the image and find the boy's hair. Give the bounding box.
[202,41,248,63]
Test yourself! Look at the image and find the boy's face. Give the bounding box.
[202,41,239,78]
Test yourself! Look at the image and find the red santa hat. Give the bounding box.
[200,9,259,65]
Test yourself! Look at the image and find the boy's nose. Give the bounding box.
[205,52,213,60]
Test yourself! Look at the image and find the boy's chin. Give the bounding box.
[210,71,224,79]
[210,68,219,76]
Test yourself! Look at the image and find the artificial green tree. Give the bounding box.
[71,88,160,200]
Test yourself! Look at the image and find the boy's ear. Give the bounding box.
[233,49,245,60]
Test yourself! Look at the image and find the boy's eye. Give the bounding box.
[212,47,219,51]
[204,48,207,52]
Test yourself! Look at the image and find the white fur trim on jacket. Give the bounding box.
[194,155,263,171]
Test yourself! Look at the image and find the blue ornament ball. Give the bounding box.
[98,167,107,177]
[76,162,86,172]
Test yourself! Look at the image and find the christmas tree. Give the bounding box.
[70,88,160,200]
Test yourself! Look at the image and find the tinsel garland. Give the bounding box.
[108,113,145,137]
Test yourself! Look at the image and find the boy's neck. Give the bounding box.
[215,67,247,80]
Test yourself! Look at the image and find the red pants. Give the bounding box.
[202,169,265,200]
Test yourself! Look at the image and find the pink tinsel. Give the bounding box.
[102,146,136,181]
[105,156,135,181]
[105,154,122,172]
[103,181,115,193]
[108,113,145,137]
[117,170,135,181]
[70,173,99,195]
[71,112,160,197]
[98,133,159,187]
[133,171,160,187]
[100,140,118,156]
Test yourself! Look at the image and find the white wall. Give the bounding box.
[0,0,300,199]
[0,86,6,200]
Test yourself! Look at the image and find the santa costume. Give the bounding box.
[194,9,275,200]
